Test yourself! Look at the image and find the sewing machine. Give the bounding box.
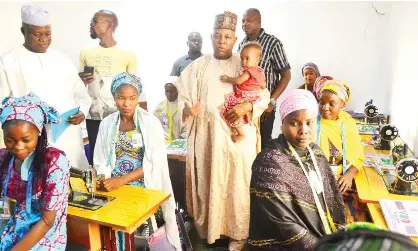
[374,124,399,151]
[69,166,114,210]
[389,145,418,195]
[364,100,388,125]
[70,166,97,197]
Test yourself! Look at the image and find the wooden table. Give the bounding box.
[367,203,418,243]
[67,178,170,251]
[355,141,418,203]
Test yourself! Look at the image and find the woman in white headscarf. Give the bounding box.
[153,76,186,143]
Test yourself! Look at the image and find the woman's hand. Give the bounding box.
[338,166,358,194]
[102,177,126,192]
[96,176,105,190]
[225,102,252,124]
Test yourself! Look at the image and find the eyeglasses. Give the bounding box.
[91,17,109,25]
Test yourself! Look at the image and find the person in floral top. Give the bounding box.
[0,92,70,250]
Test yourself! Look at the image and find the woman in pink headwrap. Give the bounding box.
[248,89,345,251]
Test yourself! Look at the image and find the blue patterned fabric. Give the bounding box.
[113,129,145,250]
[111,72,143,97]
[0,92,60,132]
[0,148,70,250]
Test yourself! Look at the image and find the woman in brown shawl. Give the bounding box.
[248,89,346,251]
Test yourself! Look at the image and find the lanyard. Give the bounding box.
[287,143,337,234]
[316,115,348,174]
[2,156,34,214]
[164,101,178,143]
[106,111,146,167]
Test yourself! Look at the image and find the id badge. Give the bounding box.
[330,165,339,179]
[0,197,11,220]
[309,170,323,194]
[132,133,143,148]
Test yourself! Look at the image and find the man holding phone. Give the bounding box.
[79,10,146,162]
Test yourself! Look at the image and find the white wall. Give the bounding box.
[0,1,416,146]
[387,2,418,155]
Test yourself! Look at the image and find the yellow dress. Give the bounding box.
[317,111,365,175]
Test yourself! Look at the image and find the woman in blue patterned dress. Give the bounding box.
[0,92,70,250]
[93,72,181,250]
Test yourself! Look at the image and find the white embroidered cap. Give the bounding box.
[21,5,50,26]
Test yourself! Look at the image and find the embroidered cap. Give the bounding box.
[21,5,50,26]
[214,11,237,31]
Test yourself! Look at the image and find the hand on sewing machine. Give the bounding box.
[96,176,105,190]
[100,177,126,192]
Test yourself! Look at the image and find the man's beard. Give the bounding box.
[90,31,97,39]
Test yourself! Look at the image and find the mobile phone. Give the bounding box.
[84,66,94,75]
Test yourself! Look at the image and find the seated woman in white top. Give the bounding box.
[93,72,181,250]
[154,76,186,143]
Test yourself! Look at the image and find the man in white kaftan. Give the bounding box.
[0,5,91,169]
[176,11,269,250]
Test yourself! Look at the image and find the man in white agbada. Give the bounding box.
[177,11,269,250]
[0,5,92,169]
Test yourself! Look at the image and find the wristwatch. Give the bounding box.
[270,98,277,106]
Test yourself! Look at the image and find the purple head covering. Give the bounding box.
[302,62,321,77]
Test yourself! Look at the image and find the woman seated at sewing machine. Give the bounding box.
[315,80,365,195]
[0,93,69,250]
[93,72,181,250]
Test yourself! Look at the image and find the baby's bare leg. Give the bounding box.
[231,126,245,142]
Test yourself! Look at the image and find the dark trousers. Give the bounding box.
[260,111,276,149]
[167,159,187,213]
[86,119,101,164]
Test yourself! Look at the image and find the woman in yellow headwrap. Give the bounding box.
[315,80,364,194]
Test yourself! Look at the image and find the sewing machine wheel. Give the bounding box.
[395,158,418,182]
[380,124,399,141]
[364,104,379,118]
